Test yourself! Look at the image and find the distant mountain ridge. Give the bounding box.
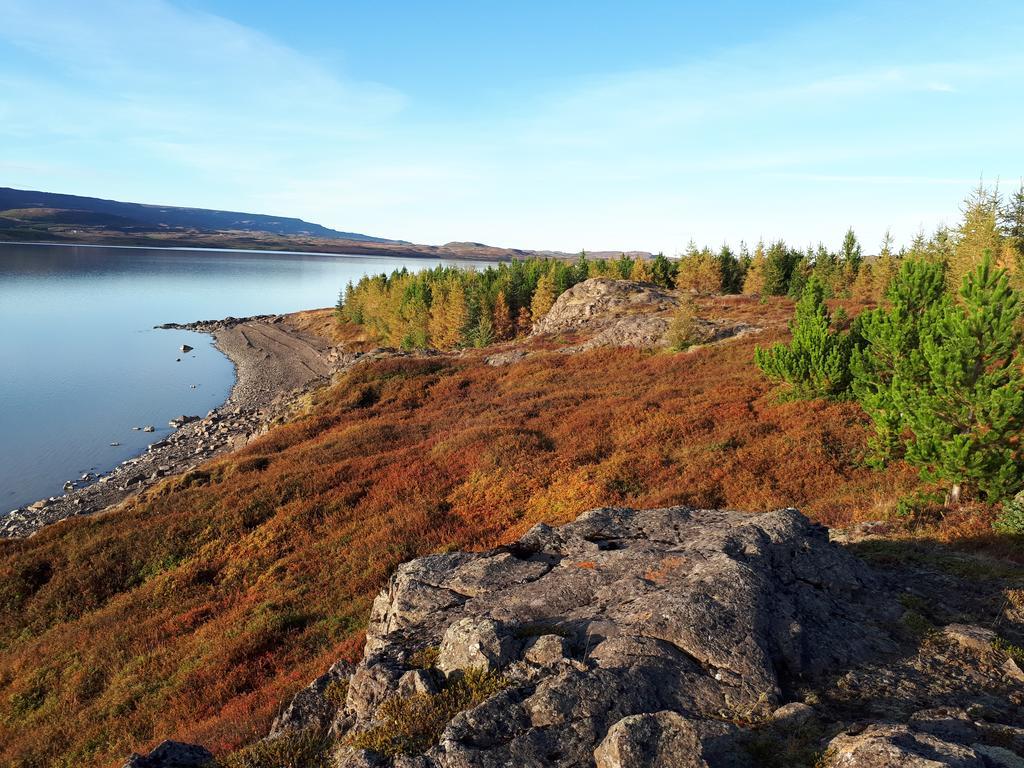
[0,186,651,262]
[0,187,395,243]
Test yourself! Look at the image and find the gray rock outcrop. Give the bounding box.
[333,505,902,766]
[529,278,760,352]
[270,659,354,738]
[532,278,678,337]
[820,723,988,767]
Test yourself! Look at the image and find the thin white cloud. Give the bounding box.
[0,0,406,204]
[0,0,1022,253]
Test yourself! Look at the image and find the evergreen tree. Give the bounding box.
[786,252,812,299]
[841,227,863,273]
[340,280,363,323]
[901,255,1024,503]
[574,251,591,283]
[762,240,798,296]
[718,244,744,294]
[651,252,676,289]
[754,275,853,399]
[473,311,495,348]
[929,225,956,265]
[612,254,635,279]
[811,243,837,294]
[850,258,947,464]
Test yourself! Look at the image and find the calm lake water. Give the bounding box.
[0,243,486,511]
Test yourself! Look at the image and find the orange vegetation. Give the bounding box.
[0,296,933,767]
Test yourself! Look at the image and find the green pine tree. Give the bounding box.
[651,252,676,289]
[754,275,853,399]
[850,258,947,464]
[900,254,1024,503]
[717,244,744,294]
[473,311,495,348]
[760,240,799,296]
[841,227,863,273]
[786,253,812,299]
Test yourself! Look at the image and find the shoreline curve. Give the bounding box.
[0,312,344,538]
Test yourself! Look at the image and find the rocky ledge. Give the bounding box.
[129,505,1024,767]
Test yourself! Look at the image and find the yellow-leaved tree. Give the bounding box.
[531,271,557,323]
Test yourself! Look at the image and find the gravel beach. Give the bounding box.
[0,313,350,538]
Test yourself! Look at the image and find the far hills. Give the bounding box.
[0,186,649,262]
[0,187,393,242]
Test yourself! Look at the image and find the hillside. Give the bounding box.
[3,279,1022,768]
[0,187,392,242]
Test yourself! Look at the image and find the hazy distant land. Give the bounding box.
[0,186,650,262]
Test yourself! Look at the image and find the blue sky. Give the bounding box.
[1,1,1022,253]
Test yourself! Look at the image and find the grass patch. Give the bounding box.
[346,668,507,758]
[406,646,440,670]
[993,636,1024,664]
[900,610,934,639]
[218,727,330,768]
[852,540,1024,583]
[323,678,349,708]
[0,302,928,767]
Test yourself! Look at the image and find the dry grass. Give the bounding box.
[0,294,1002,768]
[285,309,374,348]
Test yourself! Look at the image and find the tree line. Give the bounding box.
[339,179,1024,354]
[336,253,684,350]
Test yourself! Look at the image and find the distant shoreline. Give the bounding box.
[0,239,507,262]
[0,233,542,263]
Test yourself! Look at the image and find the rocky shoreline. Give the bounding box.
[0,313,355,538]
